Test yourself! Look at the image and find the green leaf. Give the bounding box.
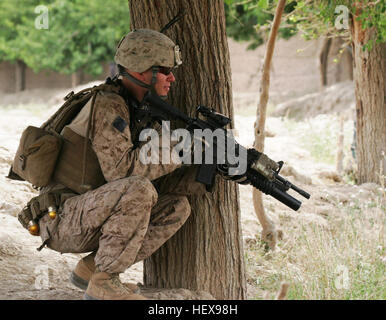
[0,0,130,75]
[258,0,269,9]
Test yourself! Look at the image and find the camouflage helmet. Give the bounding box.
[114,29,182,73]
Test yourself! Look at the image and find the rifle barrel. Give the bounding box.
[276,175,310,199]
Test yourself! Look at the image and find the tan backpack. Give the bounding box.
[7,79,120,191]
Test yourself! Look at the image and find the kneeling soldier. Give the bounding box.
[37,29,197,300]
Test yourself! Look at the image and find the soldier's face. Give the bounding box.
[142,69,176,97]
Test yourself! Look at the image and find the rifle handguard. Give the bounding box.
[247,148,279,181]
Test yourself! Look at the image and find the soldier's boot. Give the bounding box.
[84,270,147,300]
[70,252,139,293]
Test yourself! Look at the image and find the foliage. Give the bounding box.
[291,0,385,49]
[1,1,383,74]
[245,194,385,300]
[0,0,46,61]
[0,0,130,76]
[225,0,385,49]
[225,0,298,50]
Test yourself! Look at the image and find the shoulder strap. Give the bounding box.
[80,91,98,192]
[41,80,122,135]
[78,80,123,191]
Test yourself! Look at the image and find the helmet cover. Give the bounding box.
[115,29,182,73]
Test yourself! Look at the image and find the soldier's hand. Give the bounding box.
[217,164,250,185]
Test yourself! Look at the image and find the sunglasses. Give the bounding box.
[155,66,175,75]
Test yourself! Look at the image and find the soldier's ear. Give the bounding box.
[132,71,145,80]
[137,69,153,81]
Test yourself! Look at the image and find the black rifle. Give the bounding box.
[142,92,310,211]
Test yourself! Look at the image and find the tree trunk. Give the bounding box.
[15,60,26,92]
[336,114,344,174]
[350,17,386,184]
[318,37,332,89]
[343,45,353,81]
[332,37,354,83]
[252,0,286,251]
[129,0,246,300]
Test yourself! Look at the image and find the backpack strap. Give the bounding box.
[78,80,122,192]
[80,91,99,192]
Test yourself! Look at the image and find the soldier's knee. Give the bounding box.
[124,175,158,205]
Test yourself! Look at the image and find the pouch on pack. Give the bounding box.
[7,80,119,189]
[11,126,62,188]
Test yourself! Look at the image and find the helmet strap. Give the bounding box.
[119,65,167,101]
[150,66,159,94]
[150,66,167,100]
[119,66,151,90]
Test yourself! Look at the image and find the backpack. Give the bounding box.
[7,78,120,191]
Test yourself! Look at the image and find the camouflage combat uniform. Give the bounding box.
[38,83,197,274]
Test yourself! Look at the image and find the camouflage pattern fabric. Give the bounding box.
[115,29,181,73]
[68,90,182,182]
[38,88,190,273]
[40,176,190,273]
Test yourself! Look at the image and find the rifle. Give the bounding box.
[142,92,310,211]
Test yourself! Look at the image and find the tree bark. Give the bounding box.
[332,37,353,83]
[129,0,246,299]
[318,37,332,89]
[252,0,286,251]
[15,60,26,92]
[350,16,386,184]
[336,114,344,174]
[343,45,353,81]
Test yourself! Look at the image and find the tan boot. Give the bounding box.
[70,252,139,293]
[84,270,147,300]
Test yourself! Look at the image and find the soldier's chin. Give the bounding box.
[157,89,169,100]
[155,88,168,97]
